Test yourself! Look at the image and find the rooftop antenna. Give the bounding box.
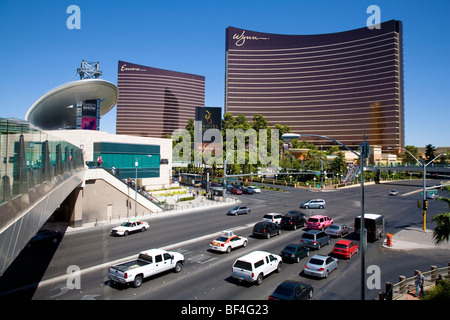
[77,60,102,79]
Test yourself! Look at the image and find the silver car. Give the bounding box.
[300,199,326,209]
[326,224,350,238]
[304,254,338,278]
[227,206,251,215]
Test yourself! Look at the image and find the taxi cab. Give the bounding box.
[209,230,248,253]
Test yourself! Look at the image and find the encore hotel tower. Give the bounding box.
[225,20,404,150]
[116,60,205,138]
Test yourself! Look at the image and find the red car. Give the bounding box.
[229,187,242,195]
[332,240,358,259]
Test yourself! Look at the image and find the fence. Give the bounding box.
[383,263,450,300]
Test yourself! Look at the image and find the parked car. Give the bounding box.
[300,199,326,209]
[263,213,283,224]
[389,190,399,196]
[332,240,359,259]
[299,230,330,250]
[280,244,310,263]
[304,254,338,278]
[326,224,350,237]
[26,230,63,248]
[268,280,313,300]
[280,212,306,230]
[247,186,261,193]
[229,187,243,195]
[253,221,282,239]
[209,230,248,253]
[110,220,149,236]
[306,215,333,230]
[227,206,251,215]
[232,251,282,285]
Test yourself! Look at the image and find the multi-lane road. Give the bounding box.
[1,179,449,301]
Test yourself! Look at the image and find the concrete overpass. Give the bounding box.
[0,119,163,277]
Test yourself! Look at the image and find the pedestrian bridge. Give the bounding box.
[0,118,162,277]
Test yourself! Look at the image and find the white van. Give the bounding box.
[231,251,282,285]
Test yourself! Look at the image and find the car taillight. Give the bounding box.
[124,272,128,279]
[304,265,309,269]
[318,268,324,271]
[291,254,295,258]
[290,221,293,225]
[312,241,317,244]
[252,272,254,277]
[221,243,224,247]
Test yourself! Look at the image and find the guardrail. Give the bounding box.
[383,263,450,300]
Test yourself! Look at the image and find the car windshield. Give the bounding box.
[328,225,339,230]
[263,214,273,219]
[308,258,324,265]
[273,284,295,297]
[231,206,240,210]
[233,260,252,271]
[284,245,297,252]
[215,236,228,242]
[301,233,314,240]
[121,222,132,227]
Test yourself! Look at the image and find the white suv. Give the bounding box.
[263,213,283,224]
[231,251,282,285]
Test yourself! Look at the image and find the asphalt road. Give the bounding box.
[1,179,449,301]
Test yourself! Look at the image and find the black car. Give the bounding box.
[280,244,310,263]
[252,221,282,239]
[269,280,313,300]
[237,186,255,195]
[26,230,63,248]
[280,212,306,230]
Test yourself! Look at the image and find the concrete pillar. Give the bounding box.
[69,186,83,228]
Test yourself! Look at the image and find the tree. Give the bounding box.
[425,144,436,162]
[432,195,450,245]
[331,151,346,176]
[402,145,419,165]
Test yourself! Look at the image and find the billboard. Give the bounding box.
[81,99,98,130]
[195,106,222,142]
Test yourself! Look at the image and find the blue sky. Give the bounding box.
[0,0,448,147]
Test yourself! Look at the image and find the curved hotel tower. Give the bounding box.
[225,20,404,150]
[117,61,205,138]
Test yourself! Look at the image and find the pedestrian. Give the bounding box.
[415,271,425,297]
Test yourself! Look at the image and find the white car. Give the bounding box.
[110,220,149,236]
[263,213,283,224]
[248,186,261,193]
[232,251,282,285]
[209,230,248,253]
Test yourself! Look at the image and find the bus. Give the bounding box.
[180,173,202,187]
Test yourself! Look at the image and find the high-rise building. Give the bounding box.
[116,61,205,138]
[225,20,404,150]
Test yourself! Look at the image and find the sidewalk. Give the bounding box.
[382,227,450,251]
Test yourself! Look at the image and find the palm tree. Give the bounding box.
[432,196,450,245]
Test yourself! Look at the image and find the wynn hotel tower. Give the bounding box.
[225,20,404,150]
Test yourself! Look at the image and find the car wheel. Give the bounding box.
[295,256,300,263]
[266,233,271,239]
[132,275,143,288]
[306,250,310,257]
[305,205,309,209]
[174,262,183,273]
[293,225,297,230]
[124,231,129,236]
[255,273,263,285]
[242,240,247,247]
[226,246,232,253]
[278,229,282,235]
[308,289,313,299]
[320,205,324,209]
[276,262,282,273]
[324,271,329,278]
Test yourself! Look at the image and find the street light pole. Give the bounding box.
[398,148,446,230]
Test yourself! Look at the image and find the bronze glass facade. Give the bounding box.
[116,61,205,138]
[225,20,404,150]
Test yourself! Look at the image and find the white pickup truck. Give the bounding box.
[108,249,185,288]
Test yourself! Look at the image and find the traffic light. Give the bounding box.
[423,200,428,210]
[417,200,422,208]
